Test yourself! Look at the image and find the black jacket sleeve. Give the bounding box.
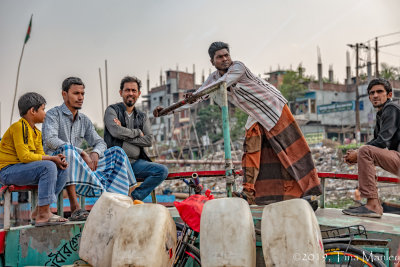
[367,105,400,149]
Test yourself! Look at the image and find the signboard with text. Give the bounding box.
[305,132,325,145]
[317,101,364,114]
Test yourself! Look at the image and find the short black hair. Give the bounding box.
[120,76,142,91]
[18,92,46,116]
[367,78,392,94]
[62,77,85,92]
[208,41,230,60]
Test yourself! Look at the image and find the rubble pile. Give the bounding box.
[157,145,399,205]
[311,145,399,204]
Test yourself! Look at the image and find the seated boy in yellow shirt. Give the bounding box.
[0,92,68,226]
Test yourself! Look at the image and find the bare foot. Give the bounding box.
[365,198,383,215]
[31,206,39,220]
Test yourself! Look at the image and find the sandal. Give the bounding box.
[69,209,89,221]
[36,214,68,227]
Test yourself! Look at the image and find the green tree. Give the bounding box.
[230,108,248,141]
[80,124,104,150]
[94,124,104,138]
[195,105,222,143]
[380,63,399,80]
[280,69,307,102]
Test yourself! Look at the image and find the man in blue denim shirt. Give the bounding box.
[104,76,168,201]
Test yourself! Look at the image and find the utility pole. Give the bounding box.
[355,44,360,143]
[347,43,369,143]
[375,38,379,78]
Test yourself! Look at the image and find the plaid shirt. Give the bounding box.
[42,103,106,157]
[196,61,287,131]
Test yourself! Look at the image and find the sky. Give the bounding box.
[1,0,399,135]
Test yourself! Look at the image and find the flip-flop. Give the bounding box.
[69,209,89,221]
[342,205,382,218]
[36,214,68,227]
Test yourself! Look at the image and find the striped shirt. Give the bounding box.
[42,103,107,157]
[196,61,287,131]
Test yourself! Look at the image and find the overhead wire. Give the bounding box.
[379,41,400,48]
[365,31,400,42]
[379,50,400,58]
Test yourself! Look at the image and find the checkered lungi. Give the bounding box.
[54,144,136,197]
[242,105,322,205]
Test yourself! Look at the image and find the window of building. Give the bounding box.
[393,89,400,100]
[310,99,316,113]
[173,92,180,103]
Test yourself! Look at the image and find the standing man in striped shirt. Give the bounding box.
[154,42,322,205]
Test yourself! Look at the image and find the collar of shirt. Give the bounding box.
[211,61,238,79]
[61,103,82,121]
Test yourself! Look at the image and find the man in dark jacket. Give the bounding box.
[343,78,400,218]
[104,76,168,201]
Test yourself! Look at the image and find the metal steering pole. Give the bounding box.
[157,81,235,197]
[220,82,235,197]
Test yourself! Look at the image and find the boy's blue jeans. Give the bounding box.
[130,159,168,201]
[0,161,67,206]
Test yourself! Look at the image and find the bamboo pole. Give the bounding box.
[190,107,203,159]
[99,68,104,116]
[10,42,27,125]
[105,60,109,107]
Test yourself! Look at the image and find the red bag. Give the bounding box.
[174,189,214,232]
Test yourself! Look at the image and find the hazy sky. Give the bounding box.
[1,0,399,135]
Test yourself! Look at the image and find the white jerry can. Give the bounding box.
[261,198,325,267]
[200,198,256,267]
[79,192,133,267]
[111,203,177,267]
